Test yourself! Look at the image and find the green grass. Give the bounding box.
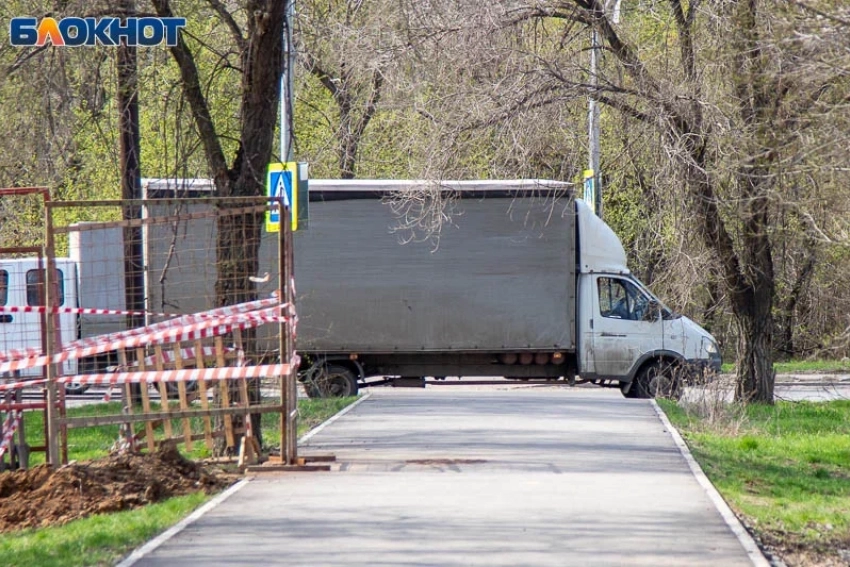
[261,396,358,450]
[21,395,359,465]
[4,395,359,566]
[0,492,209,567]
[658,399,850,548]
[721,359,850,374]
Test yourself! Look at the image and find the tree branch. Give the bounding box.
[790,0,850,26]
[301,53,339,98]
[668,0,696,83]
[205,0,247,53]
[353,70,384,140]
[151,0,230,194]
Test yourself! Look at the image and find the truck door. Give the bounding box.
[11,264,76,377]
[54,261,78,375]
[591,275,662,378]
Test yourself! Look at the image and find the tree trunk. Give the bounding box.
[214,211,263,308]
[117,0,144,406]
[152,0,285,455]
[734,310,775,403]
[213,209,264,454]
[339,94,356,179]
[685,144,776,404]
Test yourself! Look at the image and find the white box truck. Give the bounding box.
[284,180,720,398]
[2,179,721,399]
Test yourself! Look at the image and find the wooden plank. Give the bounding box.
[118,349,136,451]
[136,347,156,452]
[244,464,332,473]
[238,435,259,467]
[194,340,214,450]
[300,455,337,463]
[153,344,173,439]
[215,336,235,449]
[60,404,285,428]
[172,345,193,451]
[233,328,259,460]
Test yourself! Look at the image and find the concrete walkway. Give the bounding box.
[127,388,762,566]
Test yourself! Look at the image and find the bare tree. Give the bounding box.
[149,0,284,309]
[400,0,850,403]
[295,0,408,178]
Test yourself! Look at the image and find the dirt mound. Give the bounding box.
[0,445,237,532]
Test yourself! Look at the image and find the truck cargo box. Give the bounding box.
[293,180,576,353]
[138,179,576,356]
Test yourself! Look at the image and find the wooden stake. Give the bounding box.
[215,336,235,449]
[118,349,135,451]
[172,344,193,451]
[154,344,173,439]
[194,340,214,450]
[136,347,156,452]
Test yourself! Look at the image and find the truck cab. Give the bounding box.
[0,258,79,379]
[573,200,721,396]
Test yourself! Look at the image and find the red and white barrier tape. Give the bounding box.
[60,303,289,355]
[99,346,239,402]
[0,305,170,317]
[158,297,285,328]
[0,353,300,394]
[1,347,43,363]
[0,316,257,374]
[0,410,21,459]
[2,340,244,364]
[0,295,284,319]
[0,362,295,393]
[0,296,288,363]
[0,299,298,374]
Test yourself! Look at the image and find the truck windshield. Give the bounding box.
[628,275,678,320]
[598,276,677,321]
[598,277,652,320]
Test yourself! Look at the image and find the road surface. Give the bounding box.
[127,387,762,567]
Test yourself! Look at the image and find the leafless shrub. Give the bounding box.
[384,182,461,250]
[678,374,749,435]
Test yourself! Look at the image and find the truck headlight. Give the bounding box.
[702,337,718,354]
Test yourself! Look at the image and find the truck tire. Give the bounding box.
[63,382,90,395]
[305,364,359,398]
[165,381,199,395]
[632,361,681,399]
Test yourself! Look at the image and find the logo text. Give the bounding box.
[10,17,186,47]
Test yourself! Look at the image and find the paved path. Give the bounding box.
[129,388,759,566]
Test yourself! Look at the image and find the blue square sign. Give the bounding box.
[266,163,298,232]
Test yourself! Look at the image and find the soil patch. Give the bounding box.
[0,444,238,532]
[752,527,850,567]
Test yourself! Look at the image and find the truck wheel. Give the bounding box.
[621,381,639,399]
[633,361,680,399]
[165,381,199,395]
[64,382,90,395]
[307,365,359,398]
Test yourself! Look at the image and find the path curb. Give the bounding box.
[651,400,772,567]
[116,392,370,566]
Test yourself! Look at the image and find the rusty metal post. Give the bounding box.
[43,196,61,466]
[279,202,297,465]
[285,208,297,464]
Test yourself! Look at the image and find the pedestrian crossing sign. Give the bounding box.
[266,162,298,232]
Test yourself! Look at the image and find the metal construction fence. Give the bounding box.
[0,188,298,469]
